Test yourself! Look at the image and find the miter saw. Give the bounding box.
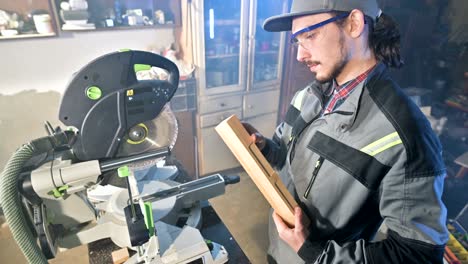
[0,50,239,264]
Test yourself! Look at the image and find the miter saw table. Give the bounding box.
[0,50,245,264]
[88,204,250,264]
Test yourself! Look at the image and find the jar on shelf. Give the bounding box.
[33,14,53,34]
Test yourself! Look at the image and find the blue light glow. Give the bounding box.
[209,9,214,39]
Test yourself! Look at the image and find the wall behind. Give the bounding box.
[0,28,174,94]
[0,28,174,168]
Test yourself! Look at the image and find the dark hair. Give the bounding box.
[333,11,404,68]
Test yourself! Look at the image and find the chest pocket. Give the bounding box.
[306,131,391,191]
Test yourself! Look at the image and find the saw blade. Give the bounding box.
[116,105,178,161]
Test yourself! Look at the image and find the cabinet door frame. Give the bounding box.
[245,0,289,92]
[191,0,250,96]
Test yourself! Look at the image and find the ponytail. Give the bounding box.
[333,11,404,68]
[369,13,404,68]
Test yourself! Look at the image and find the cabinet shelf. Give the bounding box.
[206,54,239,59]
[206,51,278,59]
[60,24,176,32]
[255,51,279,55]
[0,0,58,41]
[205,19,240,26]
[53,0,181,33]
[0,32,56,40]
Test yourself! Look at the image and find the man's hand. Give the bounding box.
[242,122,266,150]
[272,207,310,252]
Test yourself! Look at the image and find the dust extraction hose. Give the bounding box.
[0,132,73,264]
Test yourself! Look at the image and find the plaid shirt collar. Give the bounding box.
[323,65,377,115]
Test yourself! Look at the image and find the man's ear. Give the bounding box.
[347,9,366,39]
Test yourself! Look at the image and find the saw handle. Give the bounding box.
[130,50,179,88]
[222,175,240,185]
[99,147,170,172]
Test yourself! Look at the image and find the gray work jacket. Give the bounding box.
[263,63,448,263]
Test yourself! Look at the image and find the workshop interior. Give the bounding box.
[0,0,467,263]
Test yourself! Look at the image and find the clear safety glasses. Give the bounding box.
[290,12,350,50]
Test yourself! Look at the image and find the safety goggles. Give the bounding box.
[290,12,350,50]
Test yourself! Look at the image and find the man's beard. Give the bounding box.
[305,31,348,84]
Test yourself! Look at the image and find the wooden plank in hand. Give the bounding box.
[215,115,305,226]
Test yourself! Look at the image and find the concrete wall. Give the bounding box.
[0,28,174,168]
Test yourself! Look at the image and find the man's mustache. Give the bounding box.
[304,61,320,67]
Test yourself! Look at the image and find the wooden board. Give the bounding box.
[216,115,306,226]
[111,248,129,264]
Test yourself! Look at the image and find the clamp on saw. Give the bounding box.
[0,50,239,264]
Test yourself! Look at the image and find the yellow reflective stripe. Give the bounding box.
[368,139,402,156]
[361,132,399,153]
[361,132,403,156]
[293,89,307,110]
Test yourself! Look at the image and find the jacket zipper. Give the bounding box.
[289,111,323,163]
[303,156,325,199]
